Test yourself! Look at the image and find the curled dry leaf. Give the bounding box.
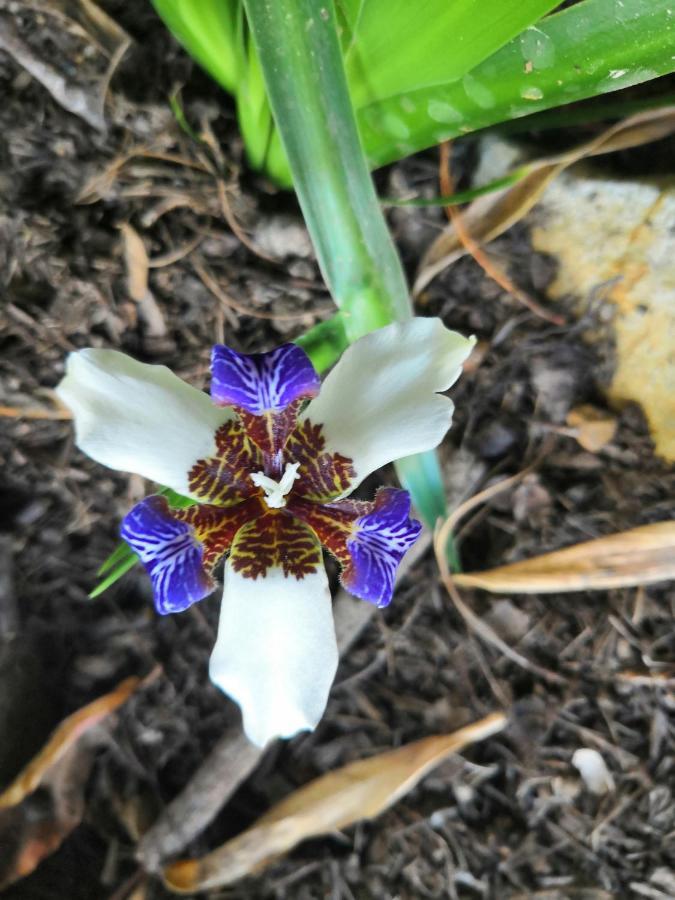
[414,106,675,295]
[162,712,506,893]
[119,223,168,338]
[0,676,144,889]
[120,223,149,303]
[566,404,617,453]
[453,521,675,594]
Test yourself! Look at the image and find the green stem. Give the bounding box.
[242,0,453,547]
[241,0,409,340]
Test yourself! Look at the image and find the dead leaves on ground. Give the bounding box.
[414,106,675,294]
[565,405,618,453]
[0,675,147,889]
[454,521,675,594]
[0,0,131,131]
[162,713,506,893]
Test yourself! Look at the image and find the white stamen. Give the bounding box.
[250,462,300,509]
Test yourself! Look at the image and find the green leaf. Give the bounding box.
[89,551,138,599]
[151,0,243,94]
[154,0,675,184]
[242,0,411,340]
[294,314,349,373]
[360,0,675,166]
[241,0,450,532]
[381,168,529,208]
[342,0,560,107]
[96,540,134,577]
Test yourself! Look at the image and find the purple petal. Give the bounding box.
[210,343,320,414]
[343,488,422,608]
[121,495,214,614]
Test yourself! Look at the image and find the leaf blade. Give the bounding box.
[163,712,506,892]
[453,521,675,593]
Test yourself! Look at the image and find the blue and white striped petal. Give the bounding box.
[121,496,214,614]
[343,488,422,608]
[210,343,320,414]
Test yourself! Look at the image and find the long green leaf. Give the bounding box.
[241,0,449,531]
[341,0,560,106]
[242,0,410,338]
[151,0,242,94]
[360,0,675,166]
[154,0,675,183]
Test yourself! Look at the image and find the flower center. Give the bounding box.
[250,462,300,509]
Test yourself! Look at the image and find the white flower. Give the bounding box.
[57,319,474,746]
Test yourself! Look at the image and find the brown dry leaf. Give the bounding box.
[0,676,144,888]
[566,405,617,453]
[453,521,675,594]
[414,106,675,295]
[120,223,149,302]
[162,712,506,893]
[118,223,168,338]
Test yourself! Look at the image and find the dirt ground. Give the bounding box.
[1,4,674,899]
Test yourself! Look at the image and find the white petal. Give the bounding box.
[303,319,474,490]
[57,349,232,495]
[209,562,338,747]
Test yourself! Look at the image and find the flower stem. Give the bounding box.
[241,0,410,339]
[242,0,453,548]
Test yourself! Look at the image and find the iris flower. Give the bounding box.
[57,318,473,746]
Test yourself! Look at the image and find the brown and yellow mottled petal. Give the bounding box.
[289,489,422,608]
[174,497,265,571]
[286,496,365,568]
[229,512,322,580]
[286,418,355,503]
[236,398,303,462]
[188,419,263,506]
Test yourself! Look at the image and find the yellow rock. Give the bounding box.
[531,170,675,460]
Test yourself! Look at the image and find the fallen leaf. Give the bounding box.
[453,521,675,594]
[566,405,617,453]
[414,106,675,295]
[162,712,506,892]
[119,223,149,303]
[0,675,145,888]
[119,224,167,338]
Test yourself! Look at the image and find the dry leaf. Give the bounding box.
[119,224,167,338]
[120,222,150,302]
[163,712,506,892]
[0,676,143,888]
[453,521,675,594]
[414,106,675,295]
[566,405,617,453]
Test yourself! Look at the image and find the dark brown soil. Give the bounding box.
[1,5,674,899]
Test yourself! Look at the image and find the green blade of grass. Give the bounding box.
[381,168,530,208]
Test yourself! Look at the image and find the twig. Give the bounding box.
[0,404,72,420]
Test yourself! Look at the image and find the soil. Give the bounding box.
[1,4,674,899]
